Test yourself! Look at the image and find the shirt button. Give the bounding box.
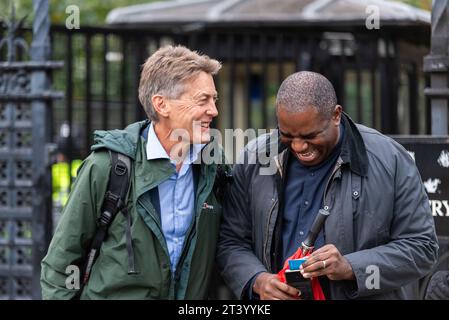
[299,231,304,236]
[310,172,315,176]
[304,201,309,206]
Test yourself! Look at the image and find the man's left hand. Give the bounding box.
[300,244,355,281]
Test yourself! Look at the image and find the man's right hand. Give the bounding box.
[253,272,301,300]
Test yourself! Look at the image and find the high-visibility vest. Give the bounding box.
[52,159,82,207]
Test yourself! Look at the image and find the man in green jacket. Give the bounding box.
[41,45,224,299]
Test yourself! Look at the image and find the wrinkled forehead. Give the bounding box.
[179,72,217,97]
[278,106,332,137]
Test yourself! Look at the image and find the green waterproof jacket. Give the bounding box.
[41,120,225,299]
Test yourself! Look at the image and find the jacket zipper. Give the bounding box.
[173,221,196,281]
[261,157,342,270]
[173,166,212,289]
[263,198,278,269]
[263,153,284,269]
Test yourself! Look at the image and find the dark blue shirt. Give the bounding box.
[281,122,344,260]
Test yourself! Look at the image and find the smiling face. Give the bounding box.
[160,71,218,144]
[277,105,342,166]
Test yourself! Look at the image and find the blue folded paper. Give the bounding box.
[288,258,308,270]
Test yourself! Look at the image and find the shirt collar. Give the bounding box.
[146,123,205,164]
[146,123,170,160]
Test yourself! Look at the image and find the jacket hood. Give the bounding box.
[90,120,150,160]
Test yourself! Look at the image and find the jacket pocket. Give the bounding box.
[354,208,390,249]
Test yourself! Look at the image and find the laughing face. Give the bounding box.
[165,71,218,144]
[277,105,341,166]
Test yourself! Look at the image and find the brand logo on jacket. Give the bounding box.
[202,202,214,210]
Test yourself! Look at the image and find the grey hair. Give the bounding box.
[138,45,222,122]
[276,71,337,119]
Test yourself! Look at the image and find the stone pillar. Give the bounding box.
[424,0,449,135]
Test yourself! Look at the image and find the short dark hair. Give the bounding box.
[276,71,337,119]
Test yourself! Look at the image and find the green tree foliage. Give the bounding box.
[50,0,162,26]
[1,0,160,26]
[397,0,432,11]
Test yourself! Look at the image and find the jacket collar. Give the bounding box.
[340,112,368,176]
[273,111,368,177]
[135,121,221,198]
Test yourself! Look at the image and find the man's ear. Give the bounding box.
[151,95,170,119]
[333,105,342,125]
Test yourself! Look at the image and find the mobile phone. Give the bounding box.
[285,269,314,300]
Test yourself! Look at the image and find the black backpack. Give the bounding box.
[76,150,136,298]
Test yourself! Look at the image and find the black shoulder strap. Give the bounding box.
[80,151,132,287]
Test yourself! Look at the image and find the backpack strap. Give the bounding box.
[81,151,134,286]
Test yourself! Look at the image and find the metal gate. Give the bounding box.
[0,1,62,299]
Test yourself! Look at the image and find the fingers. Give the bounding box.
[274,280,301,298]
[301,245,339,279]
[255,273,301,300]
[268,283,300,300]
[311,244,334,254]
[265,276,300,300]
[301,259,332,279]
[301,245,333,268]
[302,252,333,272]
[306,244,334,261]
[310,244,334,254]
[301,252,354,281]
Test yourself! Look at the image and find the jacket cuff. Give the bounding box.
[236,266,267,299]
[343,253,365,298]
[243,271,264,300]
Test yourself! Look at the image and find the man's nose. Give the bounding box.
[207,101,218,117]
[291,138,308,153]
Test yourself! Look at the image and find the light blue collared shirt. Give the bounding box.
[146,123,203,274]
